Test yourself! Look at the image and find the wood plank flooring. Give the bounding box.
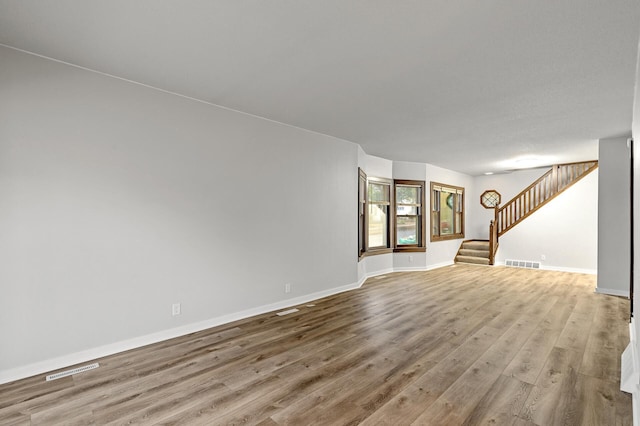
[0,265,631,425]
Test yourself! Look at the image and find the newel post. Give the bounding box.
[489,220,495,265]
[489,205,499,266]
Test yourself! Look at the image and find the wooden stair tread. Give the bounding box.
[459,248,490,258]
[461,241,489,250]
[455,255,490,265]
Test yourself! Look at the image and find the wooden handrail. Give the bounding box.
[495,160,598,237]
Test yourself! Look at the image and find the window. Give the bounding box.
[394,180,426,252]
[431,182,464,241]
[358,168,367,258]
[480,189,501,209]
[367,177,393,253]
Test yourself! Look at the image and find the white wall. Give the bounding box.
[625,33,640,426]
[0,46,359,380]
[471,167,599,274]
[598,136,631,296]
[469,167,551,238]
[0,43,611,384]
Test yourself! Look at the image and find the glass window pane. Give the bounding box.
[397,216,418,245]
[397,206,418,215]
[396,186,419,204]
[432,211,440,235]
[368,183,389,202]
[440,192,454,235]
[368,204,388,247]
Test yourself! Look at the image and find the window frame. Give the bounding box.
[358,168,367,259]
[365,176,394,255]
[394,179,427,252]
[430,181,465,242]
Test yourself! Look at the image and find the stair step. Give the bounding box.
[461,240,490,250]
[455,255,490,265]
[459,248,490,258]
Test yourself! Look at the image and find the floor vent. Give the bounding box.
[46,363,99,381]
[505,259,541,269]
[276,308,299,316]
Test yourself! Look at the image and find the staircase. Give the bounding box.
[455,240,490,265]
[457,160,598,266]
[494,161,598,236]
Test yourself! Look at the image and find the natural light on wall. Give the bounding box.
[500,156,556,170]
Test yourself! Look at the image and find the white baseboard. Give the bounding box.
[393,266,427,272]
[494,261,597,276]
[542,265,597,275]
[384,261,454,273]
[366,268,394,278]
[427,261,455,270]
[0,279,364,385]
[0,259,596,385]
[622,320,640,426]
[595,287,630,298]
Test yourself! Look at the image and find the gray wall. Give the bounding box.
[598,136,631,296]
[0,45,358,376]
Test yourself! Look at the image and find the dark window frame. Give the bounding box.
[394,179,427,253]
[365,176,394,256]
[430,181,465,242]
[358,168,367,259]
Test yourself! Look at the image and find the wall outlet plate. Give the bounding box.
[172,303,181,316]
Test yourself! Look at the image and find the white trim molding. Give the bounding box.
[595,287,631,298]
[621,320,640,426]
[0,279,365,385]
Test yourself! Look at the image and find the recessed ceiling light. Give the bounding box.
[484,172,494,175]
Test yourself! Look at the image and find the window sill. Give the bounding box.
[394,247,427,253]
[431,234,465,242]
[362,248,394,257]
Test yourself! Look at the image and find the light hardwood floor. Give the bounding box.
[0,265,631,425]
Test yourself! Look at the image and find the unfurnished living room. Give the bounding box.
[2,2,640,425]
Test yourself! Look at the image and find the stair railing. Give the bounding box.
[488,219,498,265]
[495,161,598,237]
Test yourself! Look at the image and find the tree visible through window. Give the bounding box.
[367,178,392,250]
[395,180,426,251]
[358,174,428,257]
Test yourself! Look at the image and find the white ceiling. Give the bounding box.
[1,1,639,175]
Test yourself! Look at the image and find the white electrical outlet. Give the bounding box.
[172,303,181,316]
[409,255,413,262]
[541,254,546,261]
[285,283,291,293]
